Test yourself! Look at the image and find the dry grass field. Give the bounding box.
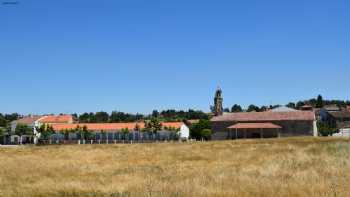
[1,137,350,197]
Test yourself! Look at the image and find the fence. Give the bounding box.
[39,130,180,145]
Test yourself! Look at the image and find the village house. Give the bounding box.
[7,113,190,144]
[327,111,350,132]
[316,104,350,136]
[210,88,317,140]
[8,115,73,144]
[11,114,74,132]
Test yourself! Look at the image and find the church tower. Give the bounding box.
[214,87,223,116]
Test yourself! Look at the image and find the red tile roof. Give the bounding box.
[39,115,73,124]
[211,111,315,122]
[228,122,282,129]
[162,122,183,128]
[51,122,183,132]
[15,116,43,124]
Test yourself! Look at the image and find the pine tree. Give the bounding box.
[316,95,324,108]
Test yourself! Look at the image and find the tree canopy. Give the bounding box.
[247,105,260,112]
[143,118,162,133]
[0,113,20,127]
[316,95,324,108]
[317,122,337,136]
[0,127,5,137]
[190,119,211,140]
[36,124,55,140]
[231,104,243,112]
[77,109,208,123]
[15,124,32,136]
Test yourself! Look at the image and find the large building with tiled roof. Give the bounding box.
[210,89,317,140]
[38,115,73,124]
[50,122,184,132]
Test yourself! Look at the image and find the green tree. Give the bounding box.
[286,102,296,109]
[78,113,90,123]
[121,128,129,140]
[247,105,260,112]
[95,111,109,123]
[150,118,162,133]
[143,121,152,132]
[82,126,94,140]
[0,127,5,137]
[4,113,20,122]
[309,98,317,107]
[190,119,211,140]
[316,95,324,108]
[15,124,32,136]
[121,127,129,134]
[152,110,159,118]
[201,129,212,140]
[36,124,55,140]
[142,118,162,133]
[296,101,305,109]
[0,127,5,145]
[0,114,7,127]
[317,122,337,136]
[231,104,243,112]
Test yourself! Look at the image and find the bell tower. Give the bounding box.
[214,87,223,116]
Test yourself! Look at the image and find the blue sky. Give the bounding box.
[1,0,349,115]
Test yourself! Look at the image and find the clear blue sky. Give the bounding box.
[1,0,349,115]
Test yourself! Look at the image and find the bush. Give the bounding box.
[190,119,211,140]
[201,129,212,140]
[317,122,337,136]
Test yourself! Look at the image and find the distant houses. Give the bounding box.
[6,115,190,144]
[8,115,74,144]
[3,88,350,144]
[318,105,350,136]
[10,114,73,133]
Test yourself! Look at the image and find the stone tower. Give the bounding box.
[214,87,223,116]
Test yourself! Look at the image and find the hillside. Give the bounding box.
[1,137,350,196]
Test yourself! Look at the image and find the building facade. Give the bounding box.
[211,111,317,140]
[210,89,317,140]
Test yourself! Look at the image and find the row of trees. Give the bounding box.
[0,113,20,127]
[219,104,285,113]
[221,95,350,113]
[77,109,209,123]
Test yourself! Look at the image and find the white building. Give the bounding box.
[179,124,190,140]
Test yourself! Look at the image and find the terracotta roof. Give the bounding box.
[211,111,315,122]
[39,115,73,124]
[228,123,282,129]
[162,122,183,128]
[14,116,42,125]
[51,122,183,132]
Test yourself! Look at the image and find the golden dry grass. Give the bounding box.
[1,137,350,197]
